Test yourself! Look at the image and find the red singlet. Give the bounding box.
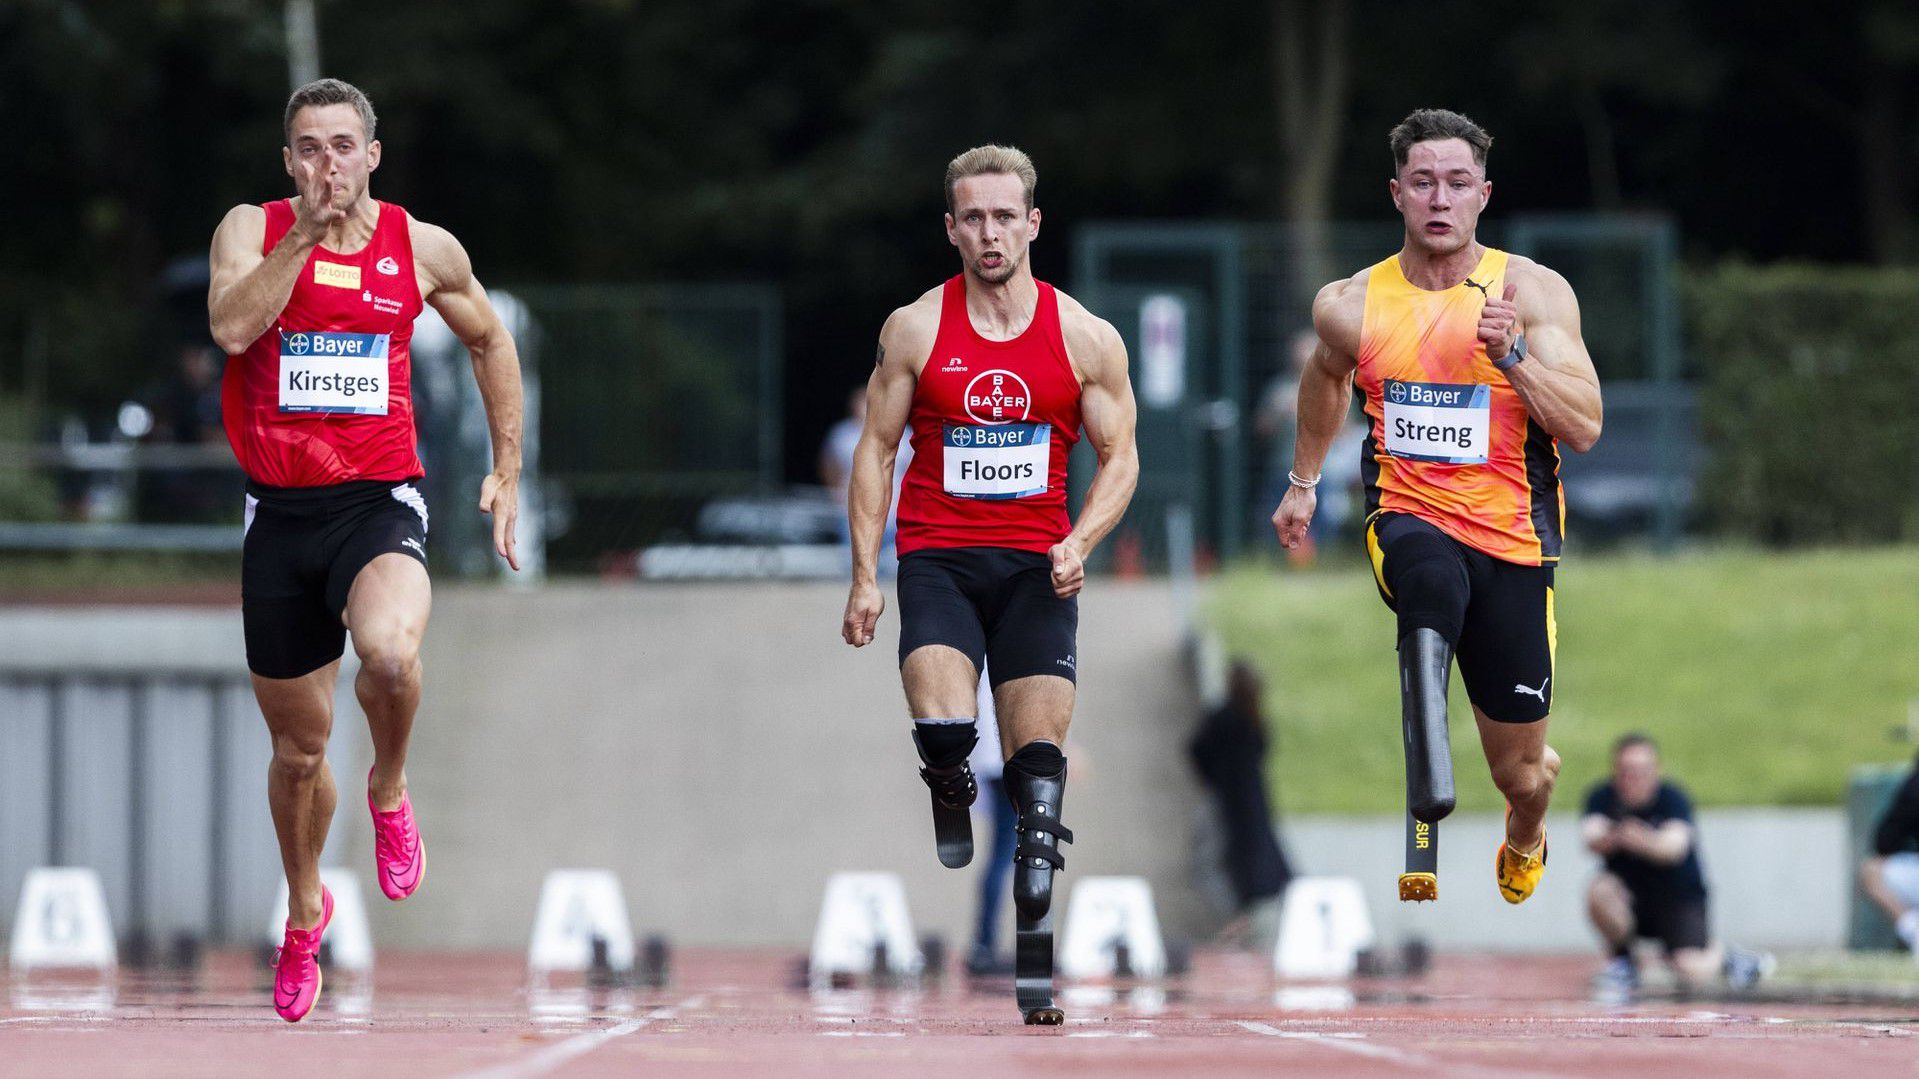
[221,199,426,487]
[895,276,1083,555]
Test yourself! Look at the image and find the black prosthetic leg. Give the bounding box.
[1398,627,1456,901]
[914,725,980,869]
[1005,742,1072,1025]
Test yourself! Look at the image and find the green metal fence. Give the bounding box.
[1071,214,1689,569]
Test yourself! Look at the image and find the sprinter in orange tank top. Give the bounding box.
[206,79,525,1022]
[1273,109,1602,907]
[840,146,1139,1024]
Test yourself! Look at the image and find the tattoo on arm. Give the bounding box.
[874,342,885,369]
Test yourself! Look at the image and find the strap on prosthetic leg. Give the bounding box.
[1005,741,1069,1025]
[914,722,979,869]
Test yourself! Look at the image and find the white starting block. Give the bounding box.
[528,869,637,973]
[1274,876,1375,979]
[808,872,921,984]
[1060,876,1167,980]
[267,869,374,971]
[9,868,117,972]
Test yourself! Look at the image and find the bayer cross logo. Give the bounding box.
[1388,381,1407,404]
[287,333,311,355]
[951,427,973,447]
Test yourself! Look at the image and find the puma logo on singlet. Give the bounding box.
[1513,677,1549,702]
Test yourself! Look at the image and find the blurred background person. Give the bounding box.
[1859,749,1919,957]
[1188,660,1291,944]
[138,342,228,523]
[1583,734,1768,996]
[966,664,1019,976]
[820,384,910,577]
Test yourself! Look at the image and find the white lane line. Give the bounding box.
[1237,1021,1430,1065]
[1237,1021,1566,1079]
[458,1001,691,1079]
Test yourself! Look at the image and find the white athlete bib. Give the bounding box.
[943,422,1050,500]
[278,331,390,415]
[1382,379,1489,464]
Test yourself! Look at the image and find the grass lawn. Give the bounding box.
[1205,546,1919,814]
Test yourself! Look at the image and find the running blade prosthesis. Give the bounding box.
[1009,765,1071,1025]
[1399,628,1455,903]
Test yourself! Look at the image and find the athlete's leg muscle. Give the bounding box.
[1587,872,1635,950]
[1669,945,1724,990]
[346,553,431,810]
[256,660,341,928]
[1475,705,1559,851]
[902,645,979,718]
[995,674,1075,754]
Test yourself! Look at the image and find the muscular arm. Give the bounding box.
[207,205,316,354]
[1062,318,1139,561]
[416,220,525,568]
[849,320,919,585]
[1273,278,1360,548]
[208,153,346,354]
[1497,265,1603,453]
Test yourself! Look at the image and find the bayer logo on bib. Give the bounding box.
[1382,379,1490,464]
[943,422,1050,500]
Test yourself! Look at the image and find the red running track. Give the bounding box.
[1,949,1914,1078]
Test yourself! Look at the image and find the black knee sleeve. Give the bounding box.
[1004,740,1065,782]
[913,720,979,770]
[1399,627,1457,823]
[1389,535,1470,645]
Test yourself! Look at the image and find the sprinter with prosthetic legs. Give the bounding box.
[842,145,1138,1024]
[1275,108,1601,904]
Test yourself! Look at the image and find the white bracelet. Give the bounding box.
[1287,470,1321,490]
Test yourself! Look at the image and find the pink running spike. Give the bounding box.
[272,885,333,1022]
[368,769,426,901]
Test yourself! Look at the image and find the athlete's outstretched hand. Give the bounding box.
[293,150,348,241]
[843,578,885,647]
[479,470,521,571]
[1273,484,1316,549]
[1479,281,1520,361]
[1048,540,1086,599]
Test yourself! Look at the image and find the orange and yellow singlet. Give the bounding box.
[1355,247,1564,565]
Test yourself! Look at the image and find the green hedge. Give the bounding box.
[1688,264,1919,544]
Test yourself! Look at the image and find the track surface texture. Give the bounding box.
[2,949,1914,1077]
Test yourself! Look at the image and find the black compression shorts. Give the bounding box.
[242,478,429,680]
[1631,890,1710,954]
[1366,511,1555,723]
[896,547,1077,687]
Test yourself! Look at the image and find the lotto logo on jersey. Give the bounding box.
[963,370,1032,424]
[312,260,361,290]
[278,331,391,415]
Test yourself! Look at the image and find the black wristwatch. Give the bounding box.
[1493,334,1527,372]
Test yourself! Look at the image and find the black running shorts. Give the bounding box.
[896,546,1078,687]
[242,479,429,680]
[1631,890,1710,954]
[1365,511,1555,723]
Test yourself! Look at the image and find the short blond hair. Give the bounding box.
[944,145,1037,214]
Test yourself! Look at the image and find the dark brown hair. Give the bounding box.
[284,78,376,146]
[1388,108,1491,171]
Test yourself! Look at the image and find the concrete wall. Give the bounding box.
[0,591,1851,955]
[0,582,1211,951]
[1284,808,1847,952]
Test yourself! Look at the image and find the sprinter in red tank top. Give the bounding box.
[839,146,1139,1024]
[206,79,525,1023]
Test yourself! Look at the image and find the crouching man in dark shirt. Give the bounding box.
[1859,750,1919,955]
[1582,733,1767,996]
